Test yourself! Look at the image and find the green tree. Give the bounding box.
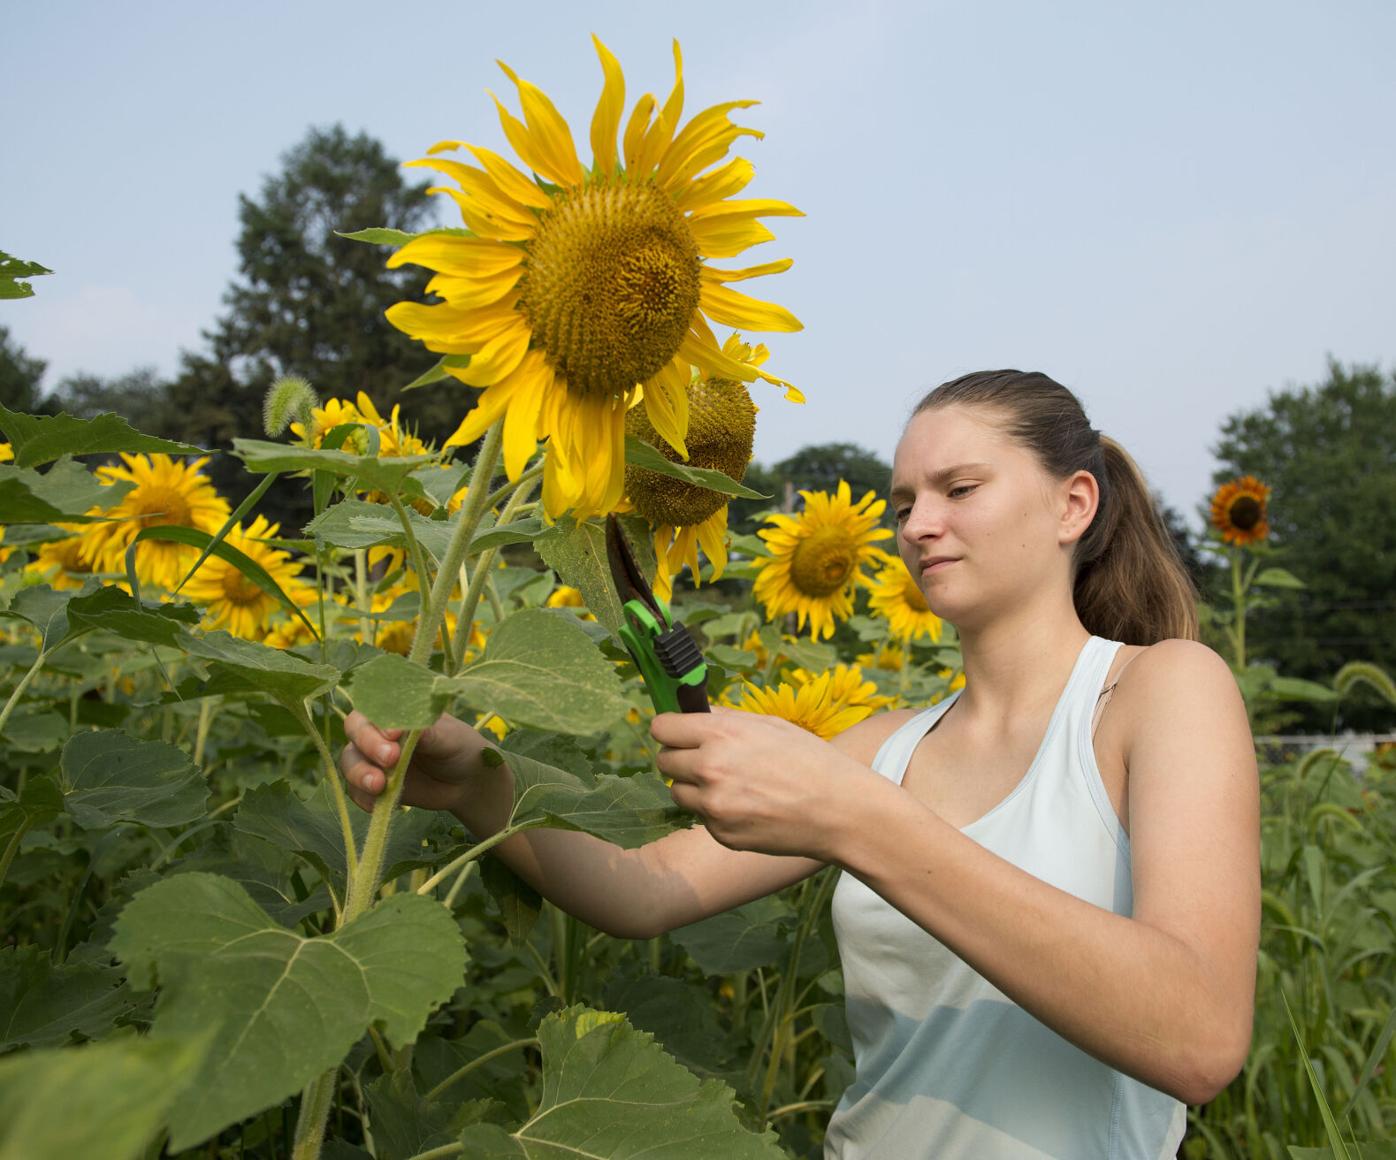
[165,124,460,516]
[47,367,170,431]
[728,442,892,538]
[0,325,48,413]
[1210,359,1396,731]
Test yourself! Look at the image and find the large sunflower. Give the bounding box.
[867,558,944,642]
[724,663,890,740]
[751,481,894,640]
[385,37,803,520]
[626,333,767,601]
[181,515,313,640]
[1210,475,1271,546]
[80,454,231,591]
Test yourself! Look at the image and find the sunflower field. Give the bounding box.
[3,37,1395,1160]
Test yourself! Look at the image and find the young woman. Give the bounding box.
[340,369,1260,1158]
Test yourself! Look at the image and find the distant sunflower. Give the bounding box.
[724,662,889,740]
[181,515,312,640]
[385,36,803,520]
[867,559,944,642]
[25,531,95,591]
[264,614,318,653]
[80,454,231,591]
[932,666,966,705]
[856,642,907,672]
[752,481,894,640]
[289,396,367,449]
[627,334,767,601]
[1210,476,1271,546]
[545,583,596,621]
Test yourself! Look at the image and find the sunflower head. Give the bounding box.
[387,37,804,520]
[722,662,889,740]
[1210,475,1271,546]
[181,515,311,640]
[867,559,944,643]
[752,481,894,640]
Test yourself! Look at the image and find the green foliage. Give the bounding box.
[0,401,203,468]
[0,251,51,300]
[1211,359,1396,730]
[0,324,48,412]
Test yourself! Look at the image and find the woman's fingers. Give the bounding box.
[345,710,400,769]
[340,741,386,797]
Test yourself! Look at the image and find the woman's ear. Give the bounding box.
[1058,469,1099,546]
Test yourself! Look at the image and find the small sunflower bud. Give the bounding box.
[263,375,319,438]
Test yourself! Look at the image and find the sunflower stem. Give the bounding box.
[354,549,373,645]
[293,702,358,894]
[0,647,47,739]
[386,493,442,661]
[1231,550,1247,672]
[447,469,540,676]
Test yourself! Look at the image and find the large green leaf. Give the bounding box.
[0,250,52,300]
[231,437,432,500]
[624,435,768,500]
[0,946,134,1051]
[535,515,656,635]
[344,652,453,730]
[0,775,64,844]
[670,896,796,975]
[60,730,208,830]
[182,630,340,705]
[0,1035,207,1160]
[234,781,451,896]
[111,872,466,1150]
[452,609,629,735]
[454,1005,786,1158]
[0,458,133,523]
[0,404,204,469]
[0,584,85,649]
[306,497,454,562]
[505,747,686,849]
[63,584,201,648]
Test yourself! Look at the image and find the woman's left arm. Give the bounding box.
[656,639,1260,1105]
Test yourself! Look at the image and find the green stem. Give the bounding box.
[387,493,441,659]
[484,462,543,511]
[447,470,539,675]
[291,1068,338,1160]
[1232,550,1247,671]
[409,422,504,667]
[0,825,29,894]
[423,1037,538,1103]
[416,821,536,896]
[295,703,358,888]
[354,549,373,645]
[402,1145,465,1160]
[193,696,215,768]
[0,648,48,738]
[343,729,422,918]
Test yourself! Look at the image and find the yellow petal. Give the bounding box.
[462,144,552,210]
[696,510,729,579]
[405,158,534,225]
[631,41,684,176]
[442,377,519,449]
[385,300,521,355]
[449,323,531,387]
[491,92,562,185]
[496,61,586,186]
[589,35,625,176]
[640,357,691,458]
[672,156,755,213]
[701,258,793,284]
[427,186,536,243]
[501,352,549,477]
[424,266,524,310]
[387,234,523,278]
[659,101,761,189]
[622,93,656,170]
[687,215,776,259]
[687,197,804,222]
[699,282,803,333]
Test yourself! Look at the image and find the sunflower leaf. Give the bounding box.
[535,515,654,636]
[624,435,768,500]
[0,250,52,299]
[230,438,432,502]
[1252,567,1306,590]
[0,459,134,524]
[0,404,205,469]
[336,227,419,247]
[59,730,208,830]
[306,498,455,563]
[402,355,473,393]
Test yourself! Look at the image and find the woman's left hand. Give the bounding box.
[651,706,871,860]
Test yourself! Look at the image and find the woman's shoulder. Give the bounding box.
[1108,638,1246,737]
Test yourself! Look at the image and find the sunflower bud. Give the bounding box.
[263,375,319,438]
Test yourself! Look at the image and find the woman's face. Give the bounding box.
[889,404,1091,628]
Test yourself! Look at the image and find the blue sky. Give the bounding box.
[6,0,1393,526]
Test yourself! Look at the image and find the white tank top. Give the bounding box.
[826,635,1186,1159]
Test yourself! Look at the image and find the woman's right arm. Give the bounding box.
[340,710,888,938]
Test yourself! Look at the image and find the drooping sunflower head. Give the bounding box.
[722,663,889,740]
[25,531,95,591]
[290,397,367,450]
[867,559,944,643]
[385,37,804,520]
[626,334,767,600]
[751,481,895,640]
[1210,475,1271,546]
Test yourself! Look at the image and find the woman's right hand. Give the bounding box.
[340,710,496,816]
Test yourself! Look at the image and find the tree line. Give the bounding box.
[3,125,1392,732]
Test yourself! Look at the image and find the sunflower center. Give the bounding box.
[135,486,194,528]
[625,376,756,526]
[221,569,264,606]
[1228,496,1262,531]
[790,527,858,597]
[519,180,700,399]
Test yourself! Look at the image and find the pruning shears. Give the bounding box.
[605,514,710,715]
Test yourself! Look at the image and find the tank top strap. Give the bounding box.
[868,696,961,784]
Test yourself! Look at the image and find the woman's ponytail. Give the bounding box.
[912,371,1199,645]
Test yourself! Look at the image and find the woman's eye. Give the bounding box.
[948,484,977,499]
[894,508,911,523]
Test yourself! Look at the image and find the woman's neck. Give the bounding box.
[953,594,1091,726]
